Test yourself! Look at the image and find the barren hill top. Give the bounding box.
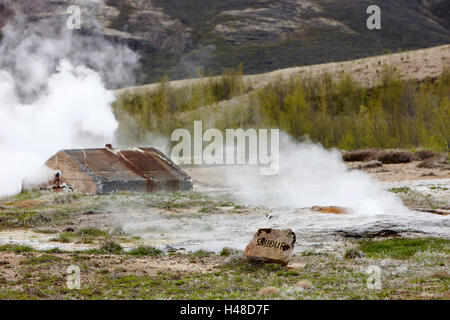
[116,44,450,96]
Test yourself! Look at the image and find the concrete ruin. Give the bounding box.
[43,145,193,194]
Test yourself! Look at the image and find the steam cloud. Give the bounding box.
[0,1,138,196]
[0,1,415,218]
[226,134,408,215]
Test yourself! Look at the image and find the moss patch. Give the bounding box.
[358,238,450,260]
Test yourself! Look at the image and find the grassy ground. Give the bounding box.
[0,190,246,253]
[0,190,236,231]
[0,188,448,299]
[0,237,448,300]
[388,186,449,211]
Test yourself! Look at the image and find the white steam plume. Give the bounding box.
[0,1,138,196]
[226,133,408,215]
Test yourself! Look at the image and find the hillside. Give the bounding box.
[1,0,449,84]
[112,45,450,152]
[116,44,450,96]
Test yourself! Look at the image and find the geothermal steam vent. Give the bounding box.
[43,145,193,194]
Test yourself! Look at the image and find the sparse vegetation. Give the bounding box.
[413,150,436,161]
[344,248,365,259]
[0,244,33,254]
[192,249,214,258]
[376,151,413,164]
[76,228,107,238]
[20,254,61,266]
[358,238,450,260]
[0,190,230,231]
[99,241,124,254]
[219,247,236,257]
[389,187,411,194]
[0,179,448,300]
[0,238,448,299]
[128,246,163,257]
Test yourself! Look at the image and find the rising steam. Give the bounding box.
[0,1,138,196]
[225,133,408,215]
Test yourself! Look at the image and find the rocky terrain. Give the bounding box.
[1,0,449,83]
[0,162,448,300]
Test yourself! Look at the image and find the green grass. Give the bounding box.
[1,190,42,202]
[76,228,107,237]
[45,248,63,254]
[0,238,448,299]
[51,233,73,243]
[389,187,411,194]
[358,238,450,260]
[430,186,449,191]
[199,207,217,213]
[0,191,105,230]
[128,246,163,257]
[191,249,214,258]
[1,190,226,230]
[344,248,365,259]
[20,254,62,266]
[0,244,33,254]
[49,228,109,244]
[99,241,124,254]
[219,247,236,257]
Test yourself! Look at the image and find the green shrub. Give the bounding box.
[113,67,450,152]
[76,228,107,237]
[128,246,163,257]
[192,249,214,258]
[376,150,413,164]
[0,244,33,253]
[20,254,61,265]
[342,149,378,162]
[100,241,124,254]
[344,248,365,259]
[219,247,236,257]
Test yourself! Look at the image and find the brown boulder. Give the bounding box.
[244,228,296,266]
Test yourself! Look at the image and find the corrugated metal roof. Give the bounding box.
[64,149,144,181]
[57,146,191,187]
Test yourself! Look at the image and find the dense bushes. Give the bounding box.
[342,149,413,164]
[259,69,450,152]
[113,67,450,152]
[376,151,413,164]
[113,65,245,142]
[342,149,378,162]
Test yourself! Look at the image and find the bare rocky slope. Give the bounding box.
[0,0,449,84]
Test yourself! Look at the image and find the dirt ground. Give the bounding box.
[183,161,450,187]
[348,161,450,182]
[0,161,449,299]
